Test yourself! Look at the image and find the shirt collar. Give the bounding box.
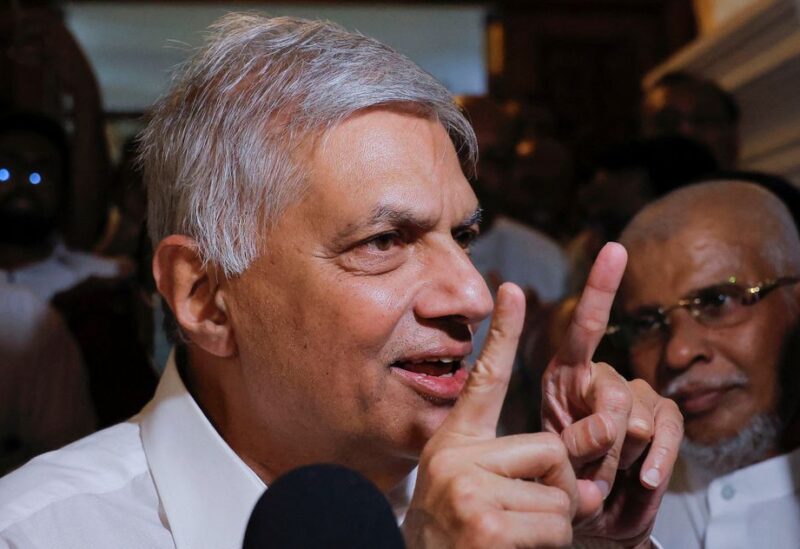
[682,445,800,500]
[139,351,265,549]
[724,445,800,501]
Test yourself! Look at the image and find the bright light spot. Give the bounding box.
[0,168,9,182]
[29,172,41,185]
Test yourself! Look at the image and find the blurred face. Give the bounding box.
[0,130,63,245]
[580,167,652,232]
[621,221,799,445]
[642,84,737,169]
[223,109,493,480]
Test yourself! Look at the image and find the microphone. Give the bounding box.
[242,463,406,548]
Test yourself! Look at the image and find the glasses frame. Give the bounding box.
[607,275,800,348]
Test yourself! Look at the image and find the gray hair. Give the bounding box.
[139,12,477,276]
[680,412,782,474]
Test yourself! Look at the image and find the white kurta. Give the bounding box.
[653,448,800,549]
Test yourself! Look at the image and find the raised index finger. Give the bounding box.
[556,242,627,367]
[440,282,526,438]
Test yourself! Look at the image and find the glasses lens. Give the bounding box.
[690,283,746,326]
[618,309,664,347]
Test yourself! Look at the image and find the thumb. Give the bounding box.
[440,283,525,438]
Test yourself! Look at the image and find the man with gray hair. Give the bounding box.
[0,13,681,548]
[611,177,800,548]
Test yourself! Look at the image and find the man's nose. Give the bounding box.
[661,310,712,371]
[414,238,494,326]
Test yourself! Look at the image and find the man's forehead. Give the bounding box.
[297,109,477,235]
[315,109,455,173]
[624,224,761,301]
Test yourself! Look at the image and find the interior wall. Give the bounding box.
[64,2,488,113]
[692,0,759,34]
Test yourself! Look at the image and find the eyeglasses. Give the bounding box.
[607,275,800,349]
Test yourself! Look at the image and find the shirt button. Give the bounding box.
[721,485,735,500]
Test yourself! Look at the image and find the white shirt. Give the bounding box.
[0,354,414,549]
[653,448,800,549]
[0,241,120,300]
[0,354,265,549]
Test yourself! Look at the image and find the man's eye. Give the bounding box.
[695,290,737,318]
[454,228,478,250]
[632,313,662,335]
[365,232,401,252]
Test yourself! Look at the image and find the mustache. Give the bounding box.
[662,370,749,400]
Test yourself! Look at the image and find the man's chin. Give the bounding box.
[419,404,453,434]
[396,406,454,458]
[681,413,782,474]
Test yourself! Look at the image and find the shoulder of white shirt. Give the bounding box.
[54,242,122,278]
[0,419,145,531]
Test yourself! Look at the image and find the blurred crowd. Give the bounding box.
[0,7,156,474]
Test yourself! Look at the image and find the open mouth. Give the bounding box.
[390,356,468,402]
[390,357,461,377]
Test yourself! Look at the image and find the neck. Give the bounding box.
[0,241,54,270]
[181,346,416,494]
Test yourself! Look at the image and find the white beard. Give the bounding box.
[680,413,782,475]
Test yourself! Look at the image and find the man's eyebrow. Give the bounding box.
[368,204,437,228]
[331,205,436,246]
[331,205,482,247]
[365,205,483,232]
[458,207,483,230]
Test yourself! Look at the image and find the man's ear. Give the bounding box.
[153,235,236,357]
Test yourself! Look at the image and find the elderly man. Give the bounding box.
[613,179,800,548]
[0,14,681,548]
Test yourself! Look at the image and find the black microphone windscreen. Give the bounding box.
[242,463,405,549]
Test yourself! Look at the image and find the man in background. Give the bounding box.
[614,178,800,548]
[0,112,120,298]
[0,112,155,427]
[641,71,739,169]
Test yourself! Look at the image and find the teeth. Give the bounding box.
[407,357,459,364]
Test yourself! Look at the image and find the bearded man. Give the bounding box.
[614,178,800,548]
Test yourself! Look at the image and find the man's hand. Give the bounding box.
[405,284,591,548]
[541,243,683,547]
